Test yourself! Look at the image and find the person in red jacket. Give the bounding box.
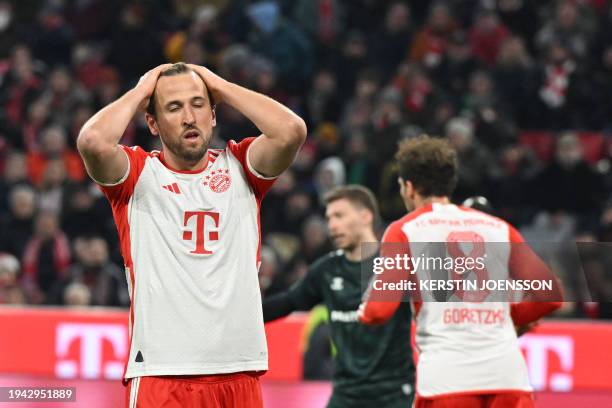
[358,135,562,408]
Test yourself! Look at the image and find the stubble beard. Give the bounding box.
[162,131,211,164]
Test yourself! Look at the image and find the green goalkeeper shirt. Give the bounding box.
[288,250,415,408]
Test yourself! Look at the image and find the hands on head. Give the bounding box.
[135,63,227,111]
[135,63,172,111]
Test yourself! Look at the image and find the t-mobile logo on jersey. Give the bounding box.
[55,323,127,379]
[183,211,220,255]
[519,334,574,391]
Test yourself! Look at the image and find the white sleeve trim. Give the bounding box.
[245,141,278,180]
[92,147,131,187]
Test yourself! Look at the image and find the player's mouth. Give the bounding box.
[331,234,345,242]
[183,129,200,140]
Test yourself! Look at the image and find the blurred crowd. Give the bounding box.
[0,0,611,318]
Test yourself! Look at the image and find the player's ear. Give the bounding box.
[398,177,406,195]
[211,106,217,127]
[145,113,160,136]
[361,208,374,227]
[405,180,415,199]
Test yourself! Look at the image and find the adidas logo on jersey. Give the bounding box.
[162,183,181,194]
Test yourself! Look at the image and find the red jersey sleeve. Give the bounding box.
[507,224,563,325]
[359,220,411,325]
[227,137,277,200]
[96,145,148,205]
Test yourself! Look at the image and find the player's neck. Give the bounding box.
[160,150,208,172]
[345,231,378,262]
[414,195,450,209]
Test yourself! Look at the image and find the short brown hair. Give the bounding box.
[146,62,215,116]
[396,135,458,197]
[324,185,380,221]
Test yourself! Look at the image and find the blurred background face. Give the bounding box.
[87,238,109,266]
[302,215,327,251]
[429,4,450,32]
[386,3,410,32]
[0,254,19,287]
[556,133,583,168]
[150,72,215,163]
[557,1,577,29]
[41,126,67,156]
[325,199,371,250]
[49,67,71,94]
[10,187,36,219]
[42,158,67,187]
[4,152,27,182]
[35,211,59,239]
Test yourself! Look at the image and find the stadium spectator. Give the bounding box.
[306,69,342,127]
[369,2,413,82]
[410,2,458,68]
[445,116,497,201]
[592,44,612,128]
[0,185,37,259]
[21,97,51,152]
[37,158,72,214]
[38,66,90,128]
[60,237,128,307]
[259,245,283,297]
[393,64,440,128]
[63,281,91,307]
[0,150,29,211]
[433,30,482,105]
[61,183,106,240]
[26,124,85,186]
[493,36,536,128]
[490,144,541,225]
[0,1,19,59]
[333,30,370,100]
[247,1,313,91]
[1,45,43,128]
[292,0,346,52]
[28,4,75,66]
[0,252,25,304]
[532,132,605,220]
[106,3,164,84]
[300,215,331,264]
[535,0,595,61]
[21,210,71,304]
[468,9,510,66]
[535,41,591,129]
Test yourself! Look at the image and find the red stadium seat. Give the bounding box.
[577,132,604,164]
[519,131,555,163]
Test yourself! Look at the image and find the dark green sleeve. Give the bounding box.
[287,259,326,310]
[262,255,330,322]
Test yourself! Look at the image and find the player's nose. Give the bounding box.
[182,106,196,126]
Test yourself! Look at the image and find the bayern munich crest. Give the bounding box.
[203,169,231,193]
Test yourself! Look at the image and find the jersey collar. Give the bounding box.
[158,150,210,174]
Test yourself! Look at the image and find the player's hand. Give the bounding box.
[135,64,172,111]
[515,321,538,337]
[187,64,227,104]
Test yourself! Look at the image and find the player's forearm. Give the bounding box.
[511,301,562,326]
[77,88,146,152]
[220,81,306,145]
[262,292,298,323]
